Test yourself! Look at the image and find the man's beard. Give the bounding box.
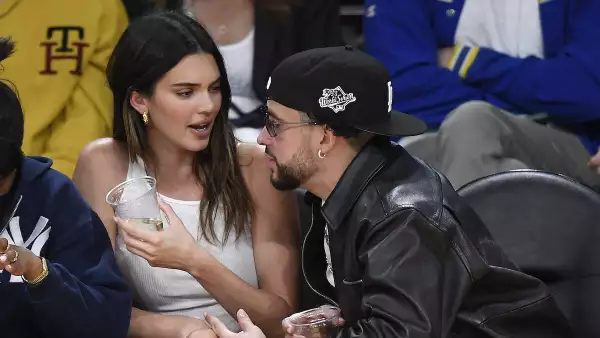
[270,161,304,191]
[267,147,316,191]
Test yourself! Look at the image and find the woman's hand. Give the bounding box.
[0,237,44,280]
[438,46,455,68]
[205,310,266,338]
[115,200,211,272]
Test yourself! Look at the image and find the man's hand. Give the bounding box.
[0,237,44,281]
[282,306,345,338]
[438,46,455,68]
[589,147,600,174]
[205,309,266,338]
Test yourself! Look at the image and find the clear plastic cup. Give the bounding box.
[288,305,342,338]
[106,176,164,231]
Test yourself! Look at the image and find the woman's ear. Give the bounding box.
[129,90,148,116]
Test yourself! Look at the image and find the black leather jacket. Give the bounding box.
[301,139,573,337]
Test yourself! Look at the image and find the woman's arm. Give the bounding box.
[186,146,300,338]
[73,139,213,338]
[129,308,215,338]
[73,138,128,247]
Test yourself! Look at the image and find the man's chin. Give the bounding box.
[269,176,299,191]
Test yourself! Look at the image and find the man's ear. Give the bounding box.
[318,126,337,157]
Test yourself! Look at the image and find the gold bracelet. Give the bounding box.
[22,257,49,286]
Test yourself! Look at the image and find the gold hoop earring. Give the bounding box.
[142,112,149,125]
[318,150,326,159]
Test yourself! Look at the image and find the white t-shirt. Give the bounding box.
[323,201,335,286]
[455,0,544,59]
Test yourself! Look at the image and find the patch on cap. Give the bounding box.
[318,86,356,113]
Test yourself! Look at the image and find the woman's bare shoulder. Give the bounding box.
[74,138,129,184]
[236,142,280,195]
[237,142,267,173]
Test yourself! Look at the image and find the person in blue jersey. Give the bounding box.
[0,37,132,338]
[364,0,600,190]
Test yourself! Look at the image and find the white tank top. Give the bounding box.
[114,158,258,331]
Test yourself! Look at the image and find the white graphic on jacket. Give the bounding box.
[0,216,51,283]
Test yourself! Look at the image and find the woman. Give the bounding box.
[73,12,299,338]
[0,38,131,338]
[181,0,342,142]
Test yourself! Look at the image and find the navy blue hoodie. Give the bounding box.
[0,157,132,338]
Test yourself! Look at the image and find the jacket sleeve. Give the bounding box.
[26,181,132,338]
[446,0,600,123]
[337,208,467,338]
[42,0,128,178]
[363,0,482,126]
[336,207,573,338]
[339,209,469,338]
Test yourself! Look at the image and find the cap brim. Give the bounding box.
[354,110,427,137]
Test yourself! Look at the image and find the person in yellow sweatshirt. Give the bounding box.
[0,0,128,177]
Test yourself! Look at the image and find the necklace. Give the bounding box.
[184,4,230,38]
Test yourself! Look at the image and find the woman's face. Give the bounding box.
[0,170,16,195]
[140,52,223,153]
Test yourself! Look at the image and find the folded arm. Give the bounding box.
[445,0,600,123]
[364,0,483,126]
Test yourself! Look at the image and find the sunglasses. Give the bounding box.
[262,107,319,137]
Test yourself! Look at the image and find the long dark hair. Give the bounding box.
[0,37,24,232]
[107,12,253,245]
[0,37,23,181]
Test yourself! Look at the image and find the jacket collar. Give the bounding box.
[319,138,394,231]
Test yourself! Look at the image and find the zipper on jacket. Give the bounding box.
[301,202,339,307]
[1,194,22,234]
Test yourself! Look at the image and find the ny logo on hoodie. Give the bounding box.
[0,216,51,283]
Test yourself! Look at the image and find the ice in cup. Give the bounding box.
[288,305,342,338]
[106,176,164,231]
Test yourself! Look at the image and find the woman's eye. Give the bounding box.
[177,90,193,98]
[209,86,221,93]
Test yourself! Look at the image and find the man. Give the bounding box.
[205,46,572,337]
[364,0,600,190]
[0,0,128,177]
[0,38,132,338]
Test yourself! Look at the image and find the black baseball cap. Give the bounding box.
[266,46,427,137]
